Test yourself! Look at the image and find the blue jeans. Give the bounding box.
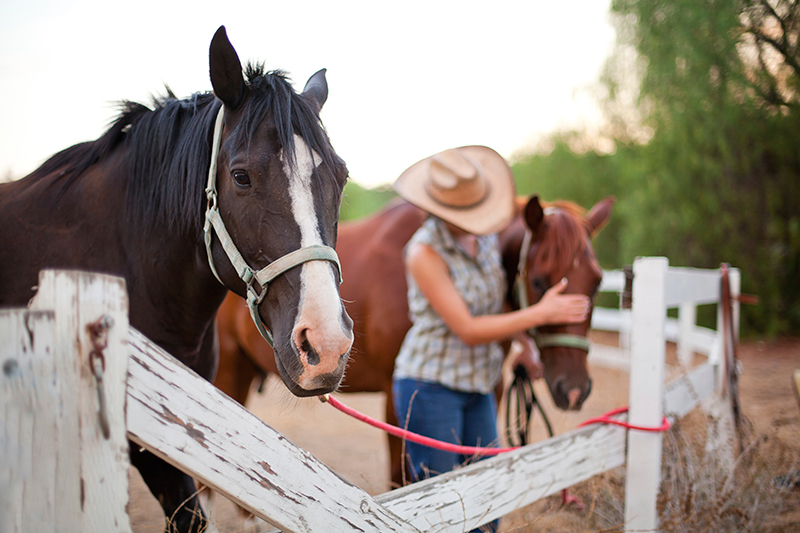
[393,378,499,532]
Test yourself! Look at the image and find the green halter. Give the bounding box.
[203,105,342,346]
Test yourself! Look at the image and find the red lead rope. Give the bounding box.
[321,394,513,456]
[575,406,671,432]
[320,395,670,456]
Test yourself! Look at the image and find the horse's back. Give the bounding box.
[0,167,125,307]
[337,200,426,391]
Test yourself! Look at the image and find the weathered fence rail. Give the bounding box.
[1,259,739,533]
[127,327,418,533]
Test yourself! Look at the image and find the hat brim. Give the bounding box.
[393,146,516,235]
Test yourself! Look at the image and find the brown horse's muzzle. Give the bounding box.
[292,324,352,395]
[270,287,353,397]
[542,348,592,410]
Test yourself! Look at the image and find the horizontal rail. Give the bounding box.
[663,363,716,420]
[599,269,626,293]
[126,328,419,533]
[376,423,627,533]
[664,268,722,307]
[600,267,736,308]
[374,362,716,533]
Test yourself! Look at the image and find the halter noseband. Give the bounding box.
[514,210,591,353]
[203,105,342,347]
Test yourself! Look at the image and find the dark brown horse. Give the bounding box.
[215,195,614,489]
[0,27,353,533]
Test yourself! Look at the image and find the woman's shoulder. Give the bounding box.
[405,217,441,252]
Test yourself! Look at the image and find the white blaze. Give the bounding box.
[281,135,346,345]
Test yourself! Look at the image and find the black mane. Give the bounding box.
[33,64,342,236]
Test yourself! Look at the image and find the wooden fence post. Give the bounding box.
[1,308,57,532]
[702,266,739,475]
[16,269,131,532]
[729,268,741,341]
[624,257,668,532]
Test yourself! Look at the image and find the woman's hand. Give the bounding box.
[535,278,591,325]
[407,243,590,345]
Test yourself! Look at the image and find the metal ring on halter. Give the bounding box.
[247,281,274,346]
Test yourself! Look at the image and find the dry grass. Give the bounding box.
[499,410,800,533]
[657,411,800,533]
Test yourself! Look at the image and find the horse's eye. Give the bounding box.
[531,278,548,295]
[232,170,251,186]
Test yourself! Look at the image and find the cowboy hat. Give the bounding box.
[393,146,516,235]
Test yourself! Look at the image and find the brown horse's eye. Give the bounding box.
[232,170,251,186]
[531,277,548,295]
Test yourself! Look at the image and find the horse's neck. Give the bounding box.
[66,169,226,369]
[0,151,226,377]
[124,223,228,371]
[0,169,130,304]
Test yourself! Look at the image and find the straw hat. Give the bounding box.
[393,146,516,235]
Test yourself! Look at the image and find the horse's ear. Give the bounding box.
[586,196,615,237]
[524,195,546,237]
[302,69,328,111]
[209,26,246,110]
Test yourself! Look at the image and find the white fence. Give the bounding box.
[1,270,131,532]
[1,259,740,532]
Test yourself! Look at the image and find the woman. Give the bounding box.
[392,146,591,493]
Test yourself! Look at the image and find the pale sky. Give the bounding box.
[0,0,615,188]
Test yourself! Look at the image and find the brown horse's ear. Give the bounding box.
[302,69,328,111]
[209,26,246,110]
[586,196,615,237]
[524,195,546,237]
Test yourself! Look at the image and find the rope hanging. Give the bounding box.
[320,392,670,456]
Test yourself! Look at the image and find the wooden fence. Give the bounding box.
[1,259,739,532]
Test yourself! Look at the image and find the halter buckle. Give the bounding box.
[205,187,218,210]
[245,273,267,307]
[246,285,274,346]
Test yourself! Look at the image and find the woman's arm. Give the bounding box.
[405,242,590,346]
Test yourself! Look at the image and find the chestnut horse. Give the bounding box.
[215,195,614,490]
[0,27,352,533]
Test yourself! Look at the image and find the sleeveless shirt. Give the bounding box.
[393,217,506,393]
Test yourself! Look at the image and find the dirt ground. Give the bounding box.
[128,334,800,532]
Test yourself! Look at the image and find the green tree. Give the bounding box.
[601,0,800,335]
[511,136,627,270]
[511,0,799,335]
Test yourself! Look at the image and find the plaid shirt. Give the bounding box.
[393,217,506,393]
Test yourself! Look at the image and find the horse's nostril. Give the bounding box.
[302,340,320,365]
[297,328,320,365]
[552,379,567,405]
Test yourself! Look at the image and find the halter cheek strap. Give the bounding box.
[203,105,343,346]
[514,223,591,353]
